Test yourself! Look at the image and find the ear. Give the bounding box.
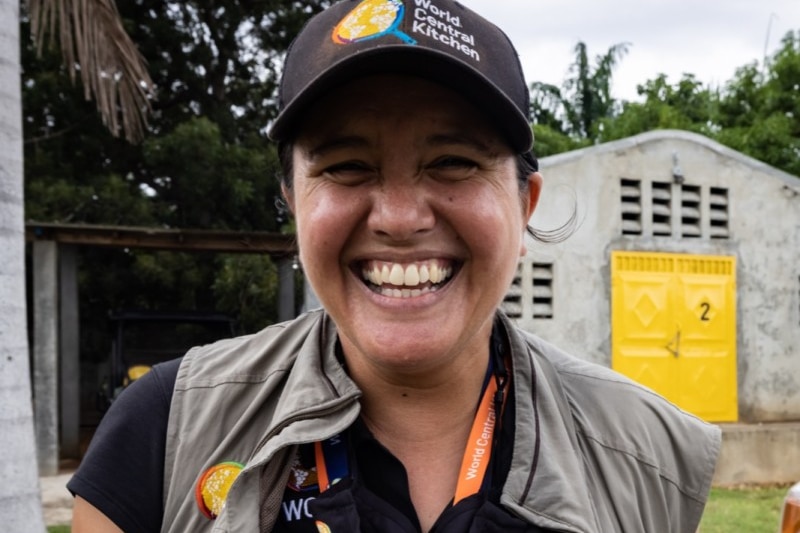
[520,171,543,256]
[281,183,296,215]
[524,172,543,221]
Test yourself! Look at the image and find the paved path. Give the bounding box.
[41,473,74,526]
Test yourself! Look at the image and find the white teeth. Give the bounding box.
[380,284,438,298]
[363,260,454,295]
[419,264,430,283]
[389,264,404,285]
[405,264,420,286]
[429,264,440,283]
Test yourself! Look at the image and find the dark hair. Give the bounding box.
[277,142,575,244]
[515,153,576,243]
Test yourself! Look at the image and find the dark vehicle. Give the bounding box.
[99,310,237,410]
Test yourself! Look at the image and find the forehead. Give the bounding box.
[293,74,506,146]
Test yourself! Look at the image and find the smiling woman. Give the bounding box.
[67,1,721,532]
[285,75,534,383]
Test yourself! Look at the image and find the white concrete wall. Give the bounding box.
[512,130,800,423]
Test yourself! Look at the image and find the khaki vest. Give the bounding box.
[162,310,720,532]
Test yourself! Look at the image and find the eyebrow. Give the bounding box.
[425,133,494,155]
[304,136,370,160]
[303,131,496,160]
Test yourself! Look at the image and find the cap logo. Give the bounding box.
[332,0,479,62]
[333,0,416,44]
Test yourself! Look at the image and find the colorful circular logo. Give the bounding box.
[332,0,416,45]
[195,461,244,519]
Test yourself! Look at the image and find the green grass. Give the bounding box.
[698,485,788,532]
[45,486,789,533]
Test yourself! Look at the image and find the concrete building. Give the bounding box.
[503,129,800,426]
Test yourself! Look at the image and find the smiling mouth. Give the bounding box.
[359,259,456,298]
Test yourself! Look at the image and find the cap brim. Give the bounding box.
[268,46,533,153]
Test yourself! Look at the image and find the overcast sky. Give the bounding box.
[460,0,799,101]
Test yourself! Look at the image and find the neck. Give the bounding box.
[342,337,495,533]
[364,371,486,446]
[346,346,491,446]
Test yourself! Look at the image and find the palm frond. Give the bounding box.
[28,0,155,143]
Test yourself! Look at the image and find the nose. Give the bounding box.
[367,179,435,241]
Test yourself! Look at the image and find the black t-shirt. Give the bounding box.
[68,357,529,532]
[68,358,179,532]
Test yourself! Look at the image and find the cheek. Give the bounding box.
[294,189,365,263]
[458,187,525,243]
[296,199,336,254]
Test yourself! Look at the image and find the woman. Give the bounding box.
[70,1,720,531]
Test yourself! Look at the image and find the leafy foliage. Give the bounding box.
[530,41,629,141]
[712,31,800,177]
[530,33,800,179]
[29,0,155,142]
[596,74,718,141]
[22,1,331,362]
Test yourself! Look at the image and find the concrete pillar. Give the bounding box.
[277,257,296,322]
[32,240,59,475]
[59,245,80,459]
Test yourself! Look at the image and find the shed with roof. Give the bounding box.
[504,129,800,425]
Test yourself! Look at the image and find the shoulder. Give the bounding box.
[518,328,720,522]
[524,328,720,463]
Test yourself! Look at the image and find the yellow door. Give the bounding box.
[611,251,737,422]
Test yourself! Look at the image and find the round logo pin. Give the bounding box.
[195,461,244,519]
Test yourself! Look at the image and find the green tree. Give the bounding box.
[594,30,800,178]
[23,1,332,233]
[530,41,629,141]
[715,31,800,177]
[28,0,155,142]
[597,74,717,142]
[22,1,332,365]
[531,123,589,158]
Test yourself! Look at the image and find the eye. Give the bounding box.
[431,156,476,169]
[323,161,376,185]
[427,156,478,180]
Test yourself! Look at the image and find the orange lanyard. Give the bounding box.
[453,367,509,504]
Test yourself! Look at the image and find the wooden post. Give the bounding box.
[32,240,59,475]
[59,244,80,459]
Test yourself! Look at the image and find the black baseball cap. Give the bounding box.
[268,0,534,155]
